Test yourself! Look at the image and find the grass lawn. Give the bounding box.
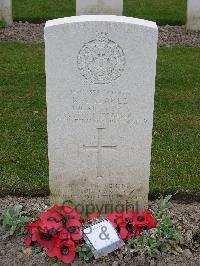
[0,43,199,198]
[123,0,187,25]
[13,0,187,25]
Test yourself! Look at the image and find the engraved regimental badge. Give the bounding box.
[77,32,126,84]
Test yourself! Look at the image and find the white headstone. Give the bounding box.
[187,0,200,31]
[45,16,158,213]
[76,0,123,16]
[0,0,12,25]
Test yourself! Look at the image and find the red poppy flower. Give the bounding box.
[28,220,61,249]
[122,210,134,223]
[63,206,82,220]
[59,228,70,241]
[28,220,44,237]
[113,211,123,220]
[47,238,76,264]
[24,203,159,265]
[118,220,135,240]
[84,213,100,222]
[66,219,82,241]
[114,210,136,240]
[41,221,63,234]
[133,210,157,235]
[104,213,121,228]
[40,211,62,223]
[49,205,64,214]
[33,231,56,249]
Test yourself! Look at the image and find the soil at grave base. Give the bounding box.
[0,196,200,266]
[0,22,200,47]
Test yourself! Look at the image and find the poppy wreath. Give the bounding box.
[25,205,157,264]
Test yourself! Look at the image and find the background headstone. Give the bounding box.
[187,0,200,31]
[45,16,158,213]
[76,0,123,16]
[0,0,12,25]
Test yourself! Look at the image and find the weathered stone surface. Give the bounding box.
[0,0,12,25]
[187,0,200,31]
[76,0,123,16]
[45,16,158,213]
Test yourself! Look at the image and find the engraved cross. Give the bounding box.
[83,128,117,178]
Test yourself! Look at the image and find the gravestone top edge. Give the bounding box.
[45,15,157,30]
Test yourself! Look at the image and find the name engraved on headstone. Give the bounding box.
[65,88,131,125]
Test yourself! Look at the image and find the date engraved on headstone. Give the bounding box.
[77,32,126,84]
